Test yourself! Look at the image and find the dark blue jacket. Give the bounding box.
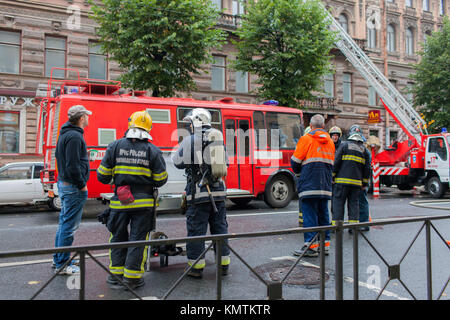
[55,122,90,189]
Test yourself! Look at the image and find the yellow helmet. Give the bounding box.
[128,110,152,132]
[329,126,342,137]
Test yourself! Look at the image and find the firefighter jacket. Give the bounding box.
[172,127,226,205]
[97,137,168,210]
[290,128,335,200]
[333,140,371,187]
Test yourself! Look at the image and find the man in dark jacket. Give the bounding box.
[332,124,371,229]
[53,105,91,275]
[97,110,168,290]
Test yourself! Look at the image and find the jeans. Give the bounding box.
[53,180,87,269]
[302,198,331,244]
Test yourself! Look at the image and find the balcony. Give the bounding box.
[217,13,242,30]
[298,97,340,112]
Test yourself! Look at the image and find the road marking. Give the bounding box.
[270,256,410,300]
[0,252,109,268]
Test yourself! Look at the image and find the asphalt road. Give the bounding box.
[0,188,449,301]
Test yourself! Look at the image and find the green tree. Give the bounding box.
[232,0,337,108]
[90,0,226,97]
[411,17,450,133]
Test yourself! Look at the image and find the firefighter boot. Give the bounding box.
[123,277,145,290]
[187,267,204,279]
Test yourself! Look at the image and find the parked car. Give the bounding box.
[0,162,55,209]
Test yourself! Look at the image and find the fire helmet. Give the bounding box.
[329,126,342,137]
[183,108,212,127]
[127,110,153,140]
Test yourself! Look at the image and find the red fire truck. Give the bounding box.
[36,70,303,211]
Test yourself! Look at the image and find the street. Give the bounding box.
[0,188,449,301]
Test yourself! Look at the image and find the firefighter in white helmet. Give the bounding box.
[172,108,230,279]
[329,126,342,150]
[97,110,168,290]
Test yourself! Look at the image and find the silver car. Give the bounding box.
[0,162,51,208]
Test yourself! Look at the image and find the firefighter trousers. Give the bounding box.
[331,184,361,223]
[186,201,230,269]
[107,208,155,279]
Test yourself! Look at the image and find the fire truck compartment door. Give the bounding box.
[425,137,450,182]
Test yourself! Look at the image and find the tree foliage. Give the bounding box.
[90,0,226,97]
[232,0,337,108]
[411,17,450,133]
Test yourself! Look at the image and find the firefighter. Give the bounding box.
[329,126,342,150]
[331,124,371,230]
[97,110,168,290]
[172,108,230,279]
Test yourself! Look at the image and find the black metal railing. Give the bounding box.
[0,214,449,300]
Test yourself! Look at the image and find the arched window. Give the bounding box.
[338,14,349,34]
[406,28,414,55]
[387,24,396,52]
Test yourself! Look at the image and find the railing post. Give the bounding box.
[425,220,432,300]
[215,239,223,301]
[79,251,86,300]
[319,230,326,300]
[335,221,344,300]
[353,226,359,300]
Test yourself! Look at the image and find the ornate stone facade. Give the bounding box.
[0,0,447,165]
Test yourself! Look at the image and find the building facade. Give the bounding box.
[0,0,448,165]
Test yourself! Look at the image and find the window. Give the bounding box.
[406,0,413,7]
[338,14,349,34]
[98,128,116,146]
[211,0,222,10]
[423,0,430,11]
[45,36,66,78]
[406,28,414,55]
[387,0,394,3]
[440,0,446,15]
[323,73,335,98]
[0,30,20,74]
[368,86,377,106]
[387,24,396,52]
[0,164,32,180]
[89,42,107,80]
[253,111,267,149]
[146,109,171,123]
[266,113,301,149]
[342,73,352,103]
[33,165,44,179]
[235,71,248,93]
[232,0,244,15]
[211,55,226,91]
[0,111,20,153]
[428,138,448,160]
[389,130,398,145]
[367,27,377,49]
[424,30,432,45]
[369,129,379,138]
[405,82,414,103]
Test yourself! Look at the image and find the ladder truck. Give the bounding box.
[321,3,449,198]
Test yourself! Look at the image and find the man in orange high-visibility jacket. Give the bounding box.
[291,114,335,257]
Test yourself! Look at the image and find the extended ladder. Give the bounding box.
[319,3,427,144]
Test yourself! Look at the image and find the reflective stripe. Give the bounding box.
[348,220,359,224]
[114,165,152,177]
[221,255,231,266]
[342,155,365,164]
[124,268,144,279]
[186,191,227,201]
[302,157,334,166]
[109,233,124,274]
[291,155,303,164]
[335,177,362,186]
[188,259,206,269]
[98,165,113,176]
[298,190,332,198]
[152,171,168,181]
[110,198,156,209]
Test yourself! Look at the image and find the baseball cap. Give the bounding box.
[68,105,92,119]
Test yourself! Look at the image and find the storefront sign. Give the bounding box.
[0,96,35,107]
[368,110,381,124]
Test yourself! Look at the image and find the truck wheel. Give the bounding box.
[426,177,447,198]
[264,175,293,208]
[48,196,61,211]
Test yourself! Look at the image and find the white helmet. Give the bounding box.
[183,108,212,128]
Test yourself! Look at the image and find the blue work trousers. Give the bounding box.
[359,188,370,222]
[53,180,88,269]
[301,198,331,244]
